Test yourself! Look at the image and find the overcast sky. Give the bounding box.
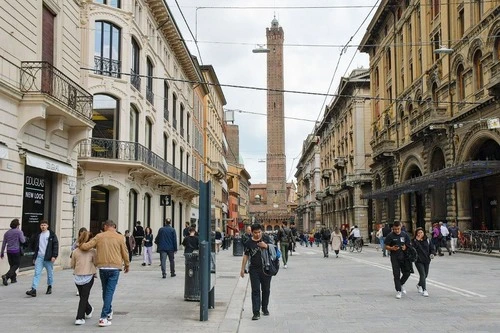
[167,0,378,184]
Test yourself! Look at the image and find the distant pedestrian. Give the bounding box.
[330,227,343,258]
[71,227,88,296]
[439,222,452,255]
[412,227,434,297]
[431,223,443,256]
[124,230,135,262]
[277,221,293,268]
[182,222,190,238]
[215,228,223,253]
[155,219,177,278]
[240,223,273,320]
[71,231,96,325]
[320,226,331,258]
[132,221,144,255]
[448,221,459,254]
[381,223,391,257]
[290,222,297,253]
[1,218,25,286]
[80,220,130,327]
[26,220,59,297]
[385,221,412,299]
[142,227,154,266]
[182,227,199,254]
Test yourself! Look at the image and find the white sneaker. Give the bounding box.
[75,319,85,325]
[416,284,423,294]
[283,265,287,269]
[395,291,402,299]
[85,306,94,319]
[401,285,407,294]
[98,318,112,327]
[423,290,429,297]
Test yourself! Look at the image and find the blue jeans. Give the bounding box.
[379,237,386,256]
[31,256,53,289]
[99,269,120,319]
[160,250,175,275]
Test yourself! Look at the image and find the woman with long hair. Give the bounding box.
[411,227,434,297]
[142,227,154,266]
[71,231,96,325]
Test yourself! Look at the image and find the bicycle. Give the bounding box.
[348,238,363,253]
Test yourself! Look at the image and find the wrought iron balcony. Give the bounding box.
[146,87,154,105]
[130,68,141,90]
[79,138,198,191]
[94,56,121,78]
[20,61,93,121]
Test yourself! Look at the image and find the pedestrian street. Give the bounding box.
[1,244,499,332]
[238,244,500,333]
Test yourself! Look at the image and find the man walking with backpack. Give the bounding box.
[277,221,292,268]
[320,226,331,258]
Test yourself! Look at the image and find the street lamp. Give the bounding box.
[434,45,454,55]
[252,44,270,53]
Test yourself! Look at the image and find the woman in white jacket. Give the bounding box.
[330,227,344,258]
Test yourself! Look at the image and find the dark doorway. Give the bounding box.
[90,186,109,235]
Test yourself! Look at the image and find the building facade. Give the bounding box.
[295,135,322,233]
[0,0,94,270]
[360,0,500,232]
[76,0,200,245]
[201,65,228,232]
[315,69,372,238]
[226,123,251,233]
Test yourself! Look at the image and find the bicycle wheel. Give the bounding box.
[349,241,355,252]
[356,242,362,253]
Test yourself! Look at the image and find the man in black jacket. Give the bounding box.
[26,220,59,297]
[132,221,144,255]
[385,221,411,299]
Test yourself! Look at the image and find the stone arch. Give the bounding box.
[467,37,484,62]
[456,125,500,163]
[400,155,424,181]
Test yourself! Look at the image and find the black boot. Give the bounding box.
[46,285,52,294]
[2,275,8,286]
[26,288,37,297]
[262,308,270,316]
[252,312,260,320]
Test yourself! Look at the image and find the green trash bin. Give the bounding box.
[184,252,200,301]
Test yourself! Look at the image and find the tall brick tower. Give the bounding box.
[266,17,287,213]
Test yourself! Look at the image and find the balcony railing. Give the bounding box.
[146,87,154,105]
[130,68,141,90]
[371,128,395,159]
[79,138,198,191]
[20,61,93,120]
[94,56,121,78]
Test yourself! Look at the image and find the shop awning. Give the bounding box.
[26,152,75,177]
[362,160,500,199]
